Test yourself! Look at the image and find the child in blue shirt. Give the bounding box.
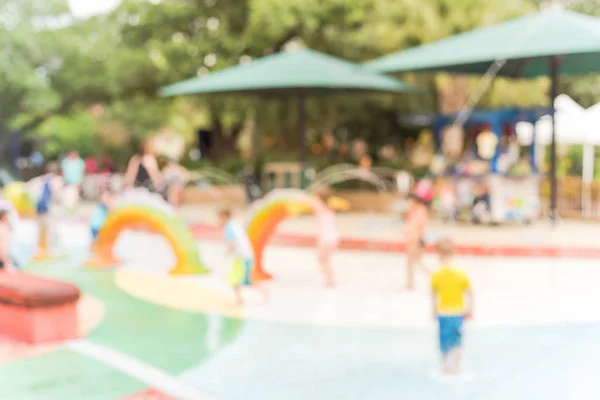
[90,190,114,244]
[218,208,267,305]
[31,164,59,259]
[36,173,53,216]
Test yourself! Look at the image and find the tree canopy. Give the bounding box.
[2,0,599,164]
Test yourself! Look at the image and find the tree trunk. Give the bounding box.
[322,106,338,138]
[278,101,290,152]
[207,110,244,161]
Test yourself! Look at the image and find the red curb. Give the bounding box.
[120,389,173,400]
[189,223,600,259]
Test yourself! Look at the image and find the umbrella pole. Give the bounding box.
[549,56,559,224]
[252,105,260,158]
[297,93,306,163]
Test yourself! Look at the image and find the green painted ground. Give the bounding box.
[0,349,146,400]
[0,263,243,400]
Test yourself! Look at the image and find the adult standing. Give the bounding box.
[60,151,85,212]
[124,139,164,193]
[98,153,117,193]
[85,156,98,175]
[100,153,115,174]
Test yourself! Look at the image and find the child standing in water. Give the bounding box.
[31,164,61,259]
[312,187,342,287]
[403,179,432,290]
[431,238,473,376]
[218,208,260,305]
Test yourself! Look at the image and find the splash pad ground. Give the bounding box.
[2,216,600,400]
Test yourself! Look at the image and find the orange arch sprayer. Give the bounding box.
[85,190,207,275]
[245,189,349,281]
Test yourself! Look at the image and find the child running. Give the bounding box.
[431,238,473,376]
[218,208,260,305]
[0,210,14,272]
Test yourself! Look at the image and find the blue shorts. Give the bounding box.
[228,258,253,286]
[438,315,464,354]
[242,258,252,285]
[91,227,100,240]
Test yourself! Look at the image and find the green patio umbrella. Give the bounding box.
[365,8,600,221]
[160,48,413,162]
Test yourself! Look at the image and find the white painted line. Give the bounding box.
[206,312,222,352]
[67,339,218,400]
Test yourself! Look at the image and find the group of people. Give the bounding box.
[0,151,86,272]
[89,139,188,245]
[218,186,342,305]
[65,139,189,219]
[0,150,473,376]
[124,139,188,207]
[437,179,492,223]
[0,140,190,271]
[221,179,473,376]
[404,179,474,376]
[90,140,188,246]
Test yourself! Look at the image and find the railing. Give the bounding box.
[79,171,600,219]
[81,174,125,200]
[541,177,600,219]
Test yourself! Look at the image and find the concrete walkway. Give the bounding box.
[74,203,600,253]
[172,205,596,244]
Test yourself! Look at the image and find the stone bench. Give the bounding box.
[0,272,81,344]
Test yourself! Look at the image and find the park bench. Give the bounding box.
[0,272,80,344]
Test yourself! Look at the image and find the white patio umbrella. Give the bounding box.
[581,101,600,215]
[516,95,586,144]
[582,103,600,183]
[516,94,587,169]
[532,94,587,145]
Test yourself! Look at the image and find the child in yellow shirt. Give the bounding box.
[431,238,473,375]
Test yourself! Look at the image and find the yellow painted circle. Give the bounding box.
[115,269,243,318]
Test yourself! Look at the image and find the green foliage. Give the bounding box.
[102,96,174,140]
[2,0,600,172]
[567,145,584,177]
[179,153,248,172]
[37,110,96,158]
[559,144,600,180]
[560,0,600,108]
